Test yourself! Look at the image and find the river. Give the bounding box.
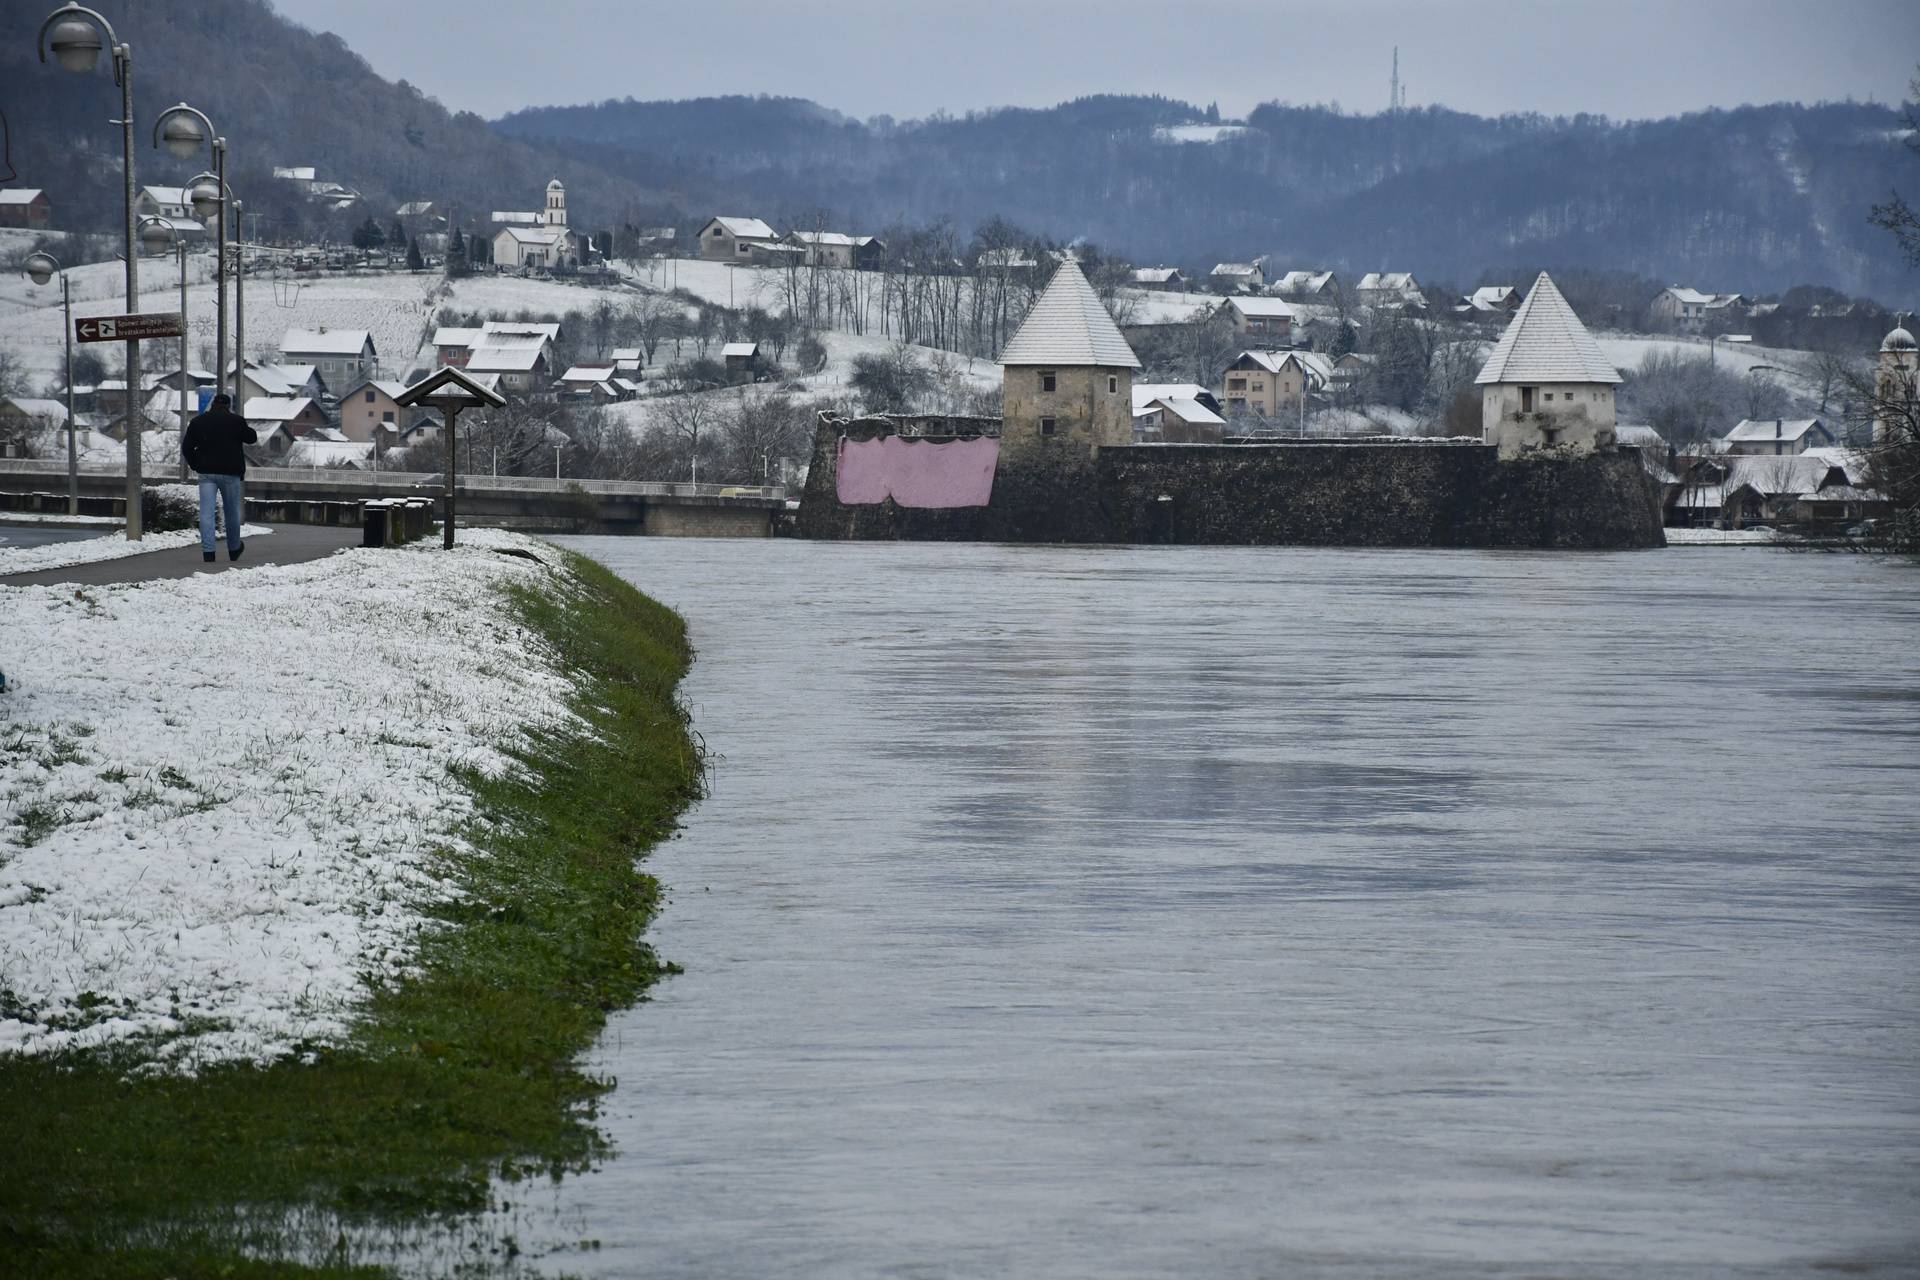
[532,539,1920,1278]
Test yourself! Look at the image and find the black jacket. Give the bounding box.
[182,408,258,477]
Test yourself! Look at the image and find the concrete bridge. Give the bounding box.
[0,460,787,537]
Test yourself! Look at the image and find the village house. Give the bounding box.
[1130,383,1224,441]
[234,359,327,404]
[977,247,1039,274]
[1457,285,1521,317]
[280,328,376,389]
[1673,449,1885,529]
[998,260,1140,452]
[557,364,631,403]
[1357,272,1426,310]
[1475,272,1621,457]
[698,216,780,262]
[1722,418,1835,455]
[1219,350,1334,418]
[1219,296,1296,342]
[491,180,586,271]
[785,230,884,269]
[338,379,422,442]
[0,189,52,229]
[1271,270,1337,298]
[1650,286,1744,332]
[611,347,644,374]
[723,342,759,384]
[1130,266,1188,291]
[1209,261,1265,293]
[431,327,484,367]
[244,395,329,441]
[0,396,68,455]
[394,201,444,225]
[130,186,206,244]
[272,165,317,189]
[465,343,551,395]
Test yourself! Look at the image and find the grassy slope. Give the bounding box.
[0,548,703,1277]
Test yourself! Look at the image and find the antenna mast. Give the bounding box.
[1391,47,1399,115]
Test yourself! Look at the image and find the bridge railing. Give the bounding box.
[0,460,785,502]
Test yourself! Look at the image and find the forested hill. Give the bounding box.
[0,0,661,242]
[496,93,1920,295]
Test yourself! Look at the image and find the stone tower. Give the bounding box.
[1874,320,1916,445]
[998,260,1140,452]
[544,178,567,228]
[1475,271,1622,458]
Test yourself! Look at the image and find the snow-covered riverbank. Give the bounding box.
[0,531,576,1070]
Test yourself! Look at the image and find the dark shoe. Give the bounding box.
[203,551,216,563]
[229,541,245,562]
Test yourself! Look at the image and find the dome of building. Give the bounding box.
[547,178,564,192]
[1881,325,1917,353]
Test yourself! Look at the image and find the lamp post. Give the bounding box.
[138,216,190,477]
[23,252,78,514]
[40,3,142,538]
[157,102,225,391]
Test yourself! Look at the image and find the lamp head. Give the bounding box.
[137,218,175,256]
[45,15,103,73]
[157,106,208,159]
[188,178,224,220]
[24,252,60,287]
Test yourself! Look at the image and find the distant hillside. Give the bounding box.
[0,0,662,246]
[496,93,1920,297]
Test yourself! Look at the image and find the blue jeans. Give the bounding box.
[198,474,245,554]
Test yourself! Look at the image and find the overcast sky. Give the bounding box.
[272,0,1919,123]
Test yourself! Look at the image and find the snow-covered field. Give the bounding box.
[1595,332,1809,380]
[0,531,575,1069]
[1663,526,1788,545]
[0,523,271,576]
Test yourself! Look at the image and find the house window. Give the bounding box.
[1520,386,1535,412]
[712,227,723,237]
[1543,393,1554,402]
[1040,416,1056,436]
[1040,370,1056,392]
[365,389,376,403]
[1228,377,1246,390]
[381,411,394,423]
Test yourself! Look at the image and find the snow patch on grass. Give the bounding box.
[0,530,575,1070]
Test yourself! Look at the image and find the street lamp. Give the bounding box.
[138,215,193,476]
[156,103,227,398]
[23,252,79,515]
[39,3,143,538]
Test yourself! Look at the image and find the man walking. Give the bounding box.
[181,392,257,564]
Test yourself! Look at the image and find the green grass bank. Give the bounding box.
[0,547,704,1277]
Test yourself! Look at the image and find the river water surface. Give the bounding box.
[537,539,1920,1278]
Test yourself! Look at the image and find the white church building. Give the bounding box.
[490,179,586,271]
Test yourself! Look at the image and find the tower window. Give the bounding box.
[1040,370,1056,392]
[1108,375,1118,393]
[1040,416,1056,436]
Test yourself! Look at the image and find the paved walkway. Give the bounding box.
[0,524,362,588]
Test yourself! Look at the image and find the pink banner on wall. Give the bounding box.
[836,435,999,508]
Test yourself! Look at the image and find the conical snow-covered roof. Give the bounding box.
[1881,325,1916,352]
[1475,272,1620,386]
[998,261,1140,368]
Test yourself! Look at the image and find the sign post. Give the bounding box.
[76,312,185,343]
[393,368,506,549]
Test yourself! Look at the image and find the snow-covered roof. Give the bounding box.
[1148,396,1226,427]
[1132,267,1183,284]
[610,348,642,362]
[1230,350,1333,384]
[998,261,1140,369]
[613,378,644,395]
[1475,273,1621,386]
[492,211,540,225]
[142,388,199,418]
[789,230,864,247]
[139,185,191,206]
[244,396,316,423]
[1614,424,1666,448]
[722,342,758,358]
[1,396,67,421]
[1226,297,1296,319]
[561,365,616,383]
[272,166,316,181]
[707,216,776,239]
[282,328,373,357]
[1273,270,1334,293]
[978,248,1038,269]
[1210,262,1261,277]
[466,347,545,372]
[1132,383,1210,411]
[395,201,437,217]
[433,327,484,348]
[0,189,46,206]
[501,227,567,246]
[1881,326,1916,352]
[341,379,408,402]
[1663,286,1742,307]
[482,321,561,340]
[1359,272,1420,292]
[1724,418,1828,444]
[287,439,375,467]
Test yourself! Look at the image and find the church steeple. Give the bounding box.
[544,178,566,228]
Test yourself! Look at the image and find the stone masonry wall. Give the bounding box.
[798,418,1665,549]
